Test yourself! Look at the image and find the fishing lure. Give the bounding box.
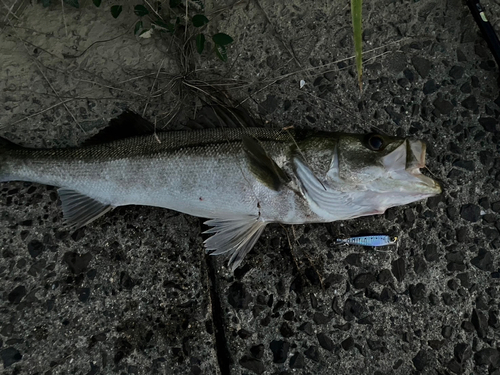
[336,235,398,247]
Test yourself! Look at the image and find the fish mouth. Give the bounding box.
[406,140,441,193]
[383,140,441,195]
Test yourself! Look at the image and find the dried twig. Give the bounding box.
[0,99,73,129]
[5,17,86,134]
[63,23,135,59]
[73,78,151,99]
[158,101,182,128]
[182,80,224,105]
[15,37,61,59]
[144,0,165,21]
[32,59,86,133]
[207,0,247,17]
[1,0,20,23]
[142,59,165,117]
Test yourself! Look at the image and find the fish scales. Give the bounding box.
[0,111,441,270]
[2,128,308,223]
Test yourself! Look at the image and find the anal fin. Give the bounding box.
[204,216,267,271]
[58,188,113,228]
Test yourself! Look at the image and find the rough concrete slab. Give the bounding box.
[1,2,218,374]
[1,0,500,374]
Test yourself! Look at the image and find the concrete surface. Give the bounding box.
[1,0,499,374]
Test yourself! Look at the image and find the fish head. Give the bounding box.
[327,133,441,209]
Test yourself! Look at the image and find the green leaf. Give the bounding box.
[92,0,101,6]
[152,20,175,33]
[195,33,205,54]
[212,33,233,46]
[134,20,143,35]
[134,4,149,17]
[169,0,181,8]
[192,14,209,28]
[214,44,228,62]
[110,5,123,18]
[63,0,79,8]
[351,0,363,91]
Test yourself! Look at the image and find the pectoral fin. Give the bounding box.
[58,188,113,228]
[243,134,290,191]
[204,215,267,271]
[293,157,366,220]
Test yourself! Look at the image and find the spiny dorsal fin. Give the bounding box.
[243,134,290,191]
[83,110,156,146]
[185,105,263,129]
[85,105,262,145]
[0,135,20,150]
[58,188,113,228]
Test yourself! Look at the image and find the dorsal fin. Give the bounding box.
[84,105,262,145]
[83,110,156,146]
[242,134,290,191]
[0,135,21,150]
[185,105,263,129]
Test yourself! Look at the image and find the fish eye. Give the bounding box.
[367,134,385,151]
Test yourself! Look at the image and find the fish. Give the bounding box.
[335,235,398,247]
[0,107,441,271]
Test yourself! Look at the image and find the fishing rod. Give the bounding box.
[467,0,500,68]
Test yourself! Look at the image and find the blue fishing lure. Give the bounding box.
[336,235,398,247]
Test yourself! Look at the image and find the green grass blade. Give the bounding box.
[196,33,206,54]
[351,0,363,91]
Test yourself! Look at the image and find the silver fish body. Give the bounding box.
[1,128,314,223]
[0,116,441,270]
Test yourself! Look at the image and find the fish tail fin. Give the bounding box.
[0,136,18,182]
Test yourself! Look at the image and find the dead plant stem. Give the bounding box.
[143,59,165,117]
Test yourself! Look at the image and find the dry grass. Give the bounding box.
[0,1,414,136]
